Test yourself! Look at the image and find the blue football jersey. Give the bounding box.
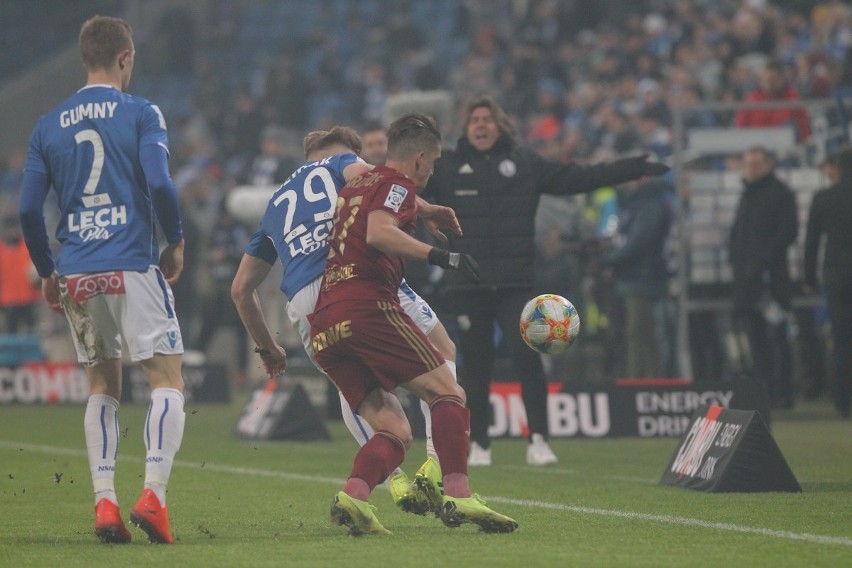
[245,153,362,298]
[24,85,169,276]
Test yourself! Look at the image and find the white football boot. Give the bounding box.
[526,433,558,466]
[468,441,492,466]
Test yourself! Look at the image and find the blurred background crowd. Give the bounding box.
[1,0,851,407]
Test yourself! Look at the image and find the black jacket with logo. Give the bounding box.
[423,135,648,292]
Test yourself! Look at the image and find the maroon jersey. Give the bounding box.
[314,165,418,311]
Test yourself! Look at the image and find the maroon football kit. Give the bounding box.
[310,166,445,409]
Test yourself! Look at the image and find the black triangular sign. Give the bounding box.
[234,380,330,441]
[660,405,800,492]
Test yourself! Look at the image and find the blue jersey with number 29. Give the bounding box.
[245,153,362,299]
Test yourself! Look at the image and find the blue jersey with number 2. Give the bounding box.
[24,85,169,276]
[245,153,362,299]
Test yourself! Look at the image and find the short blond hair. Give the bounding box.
[303,126,362,158]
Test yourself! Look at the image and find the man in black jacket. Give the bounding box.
[729,146,798,420]
[423,95,669,466]
[804,147,852,419]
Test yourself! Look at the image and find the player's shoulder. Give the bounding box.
[372,165,410,185]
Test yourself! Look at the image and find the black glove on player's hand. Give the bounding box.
[428,248,482,283]
[636,154,671,177]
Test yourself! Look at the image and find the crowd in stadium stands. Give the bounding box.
[1,0,852,395]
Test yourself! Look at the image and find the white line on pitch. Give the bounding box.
[3,440,850,547]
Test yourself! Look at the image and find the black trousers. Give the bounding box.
[742,309,793,409]
[449,288,548,448]
[825,281,852,417]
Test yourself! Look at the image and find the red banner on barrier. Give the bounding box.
[0,361,89,404]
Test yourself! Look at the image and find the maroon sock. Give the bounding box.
[430,396,471,497]
[348,430,405,495]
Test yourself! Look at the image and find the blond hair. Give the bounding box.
[303,126,363,159]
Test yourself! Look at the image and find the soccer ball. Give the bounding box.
[519,294,580,354]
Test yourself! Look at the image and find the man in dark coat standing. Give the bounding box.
[804,147,852,419]
[729,146,798,421]
[424,95,669,466]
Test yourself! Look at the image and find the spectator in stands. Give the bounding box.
[424,95,669,466]
[0,149,25,201]
[360,121,388,166]
[240,125,301,187]
[729,146,798,418]
[734,60,811,141]
[221,84,265,178]
[195,197,251,387]
[170,194,202,351]
[601,177,673,378]
[0,215,41,334]
[263,47,310,130]
[804,147,852,419]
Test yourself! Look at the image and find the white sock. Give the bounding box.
[85,394,120,506]
[340,390,374,446]
[144,388,185,506]
[421,360,457,461]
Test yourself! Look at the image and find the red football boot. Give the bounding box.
[94,499,132,544]
[130,489,174,544]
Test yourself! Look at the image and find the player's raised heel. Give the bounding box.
[330,491,391,536]
[94,499,132,544]
[439,494,519,533]
[412,456,444,515]
[130,488,174,544]
[388,470,430,516]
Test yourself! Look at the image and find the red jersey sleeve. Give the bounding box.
[367,177,418,233]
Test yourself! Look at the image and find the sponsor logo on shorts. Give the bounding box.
[311,320,352,353]
[65,272,126,303]
[167,331,177,348]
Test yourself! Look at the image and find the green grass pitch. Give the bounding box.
[1,396,849,567]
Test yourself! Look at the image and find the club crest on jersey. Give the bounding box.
[384,184,408,213]
[498,159,517,177]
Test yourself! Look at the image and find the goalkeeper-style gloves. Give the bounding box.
[428,248,482,283]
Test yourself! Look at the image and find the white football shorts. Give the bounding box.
[286,277,438,369]
[60,266,183,365]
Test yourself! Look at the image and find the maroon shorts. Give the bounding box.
[310,299,445,410]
